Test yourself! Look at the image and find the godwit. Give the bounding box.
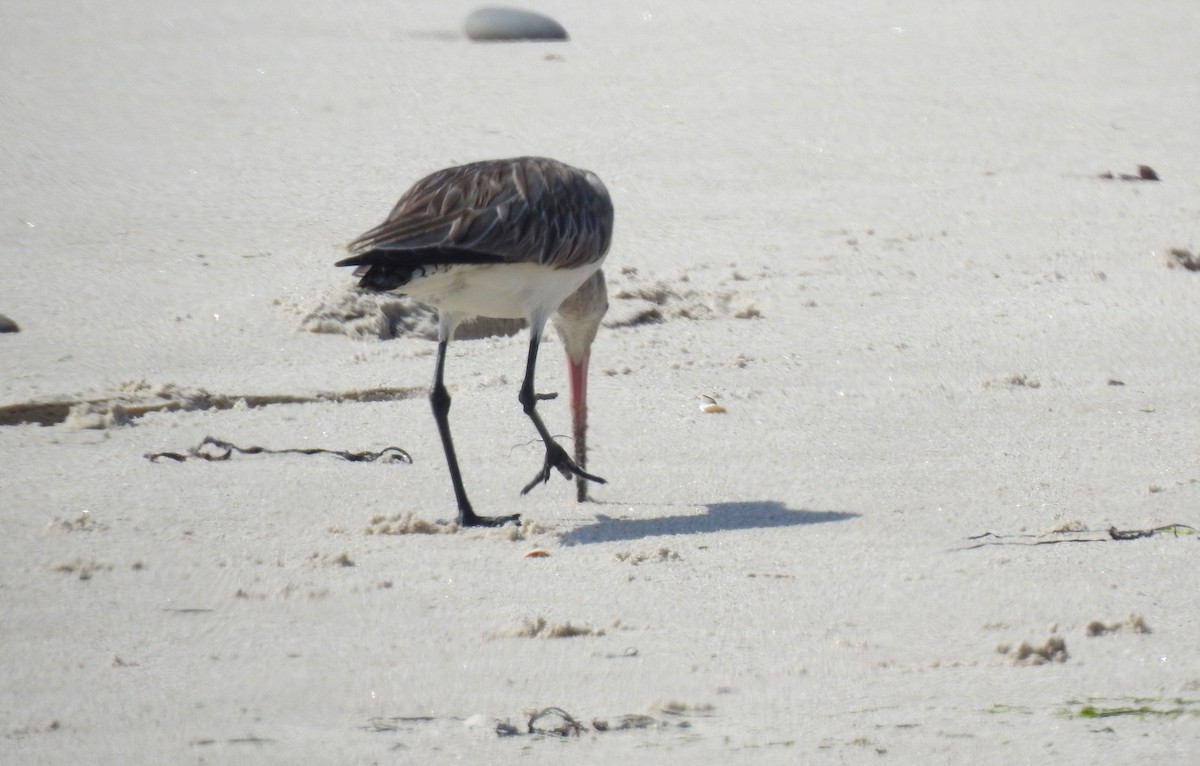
[337,157,613,527]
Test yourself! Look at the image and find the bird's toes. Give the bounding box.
[460,512,522,527]
[520,443,605,495]
[520,465,553,495]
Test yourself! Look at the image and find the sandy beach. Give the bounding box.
[3,1,1200,762]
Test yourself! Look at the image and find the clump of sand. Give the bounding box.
[363,512,451,536]
[1085,613,1151,636]
[500,616,605,639]
[614,546,681,564]
[996,636,1068,666]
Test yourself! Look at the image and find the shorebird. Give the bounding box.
[337,157,613,527]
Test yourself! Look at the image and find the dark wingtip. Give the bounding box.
[335,254,368,268]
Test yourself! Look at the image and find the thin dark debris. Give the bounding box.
[1097,164,1159,181]
[1109,524,1196,541]
[364,716,436,733]
[145,435,411,464]
[364,709,680,740]
[592,714,661,732]
[189,734,276,746]
[225,735,276,745]
[527,707,587,737]
[960,524,1196,550]
[604,646,640,659]
[1166,248,1200,272]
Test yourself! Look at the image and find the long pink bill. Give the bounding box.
[567,351,590,503]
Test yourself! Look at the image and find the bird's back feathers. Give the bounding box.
[343,157,613,291]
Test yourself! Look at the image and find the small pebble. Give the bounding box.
[465,7,568,41]
[0,313,19,333]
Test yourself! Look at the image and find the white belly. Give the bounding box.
[400,261,603,321]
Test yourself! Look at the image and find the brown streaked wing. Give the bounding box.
[346,157,612,271]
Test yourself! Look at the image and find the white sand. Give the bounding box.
[3,1,1200,762]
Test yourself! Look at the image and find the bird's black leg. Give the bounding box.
[518,332,606,495]
[430,339,519,527]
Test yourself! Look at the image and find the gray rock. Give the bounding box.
[0,313,19,333]
[464,7,568,42]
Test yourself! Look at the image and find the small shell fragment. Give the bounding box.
[698,394,727,414]
[524,549,551,558]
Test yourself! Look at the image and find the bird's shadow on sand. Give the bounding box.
[558,500,858,545]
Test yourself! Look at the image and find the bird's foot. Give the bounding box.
[458,509,521,528]
[521,441,606,495]
[534,391,558,402]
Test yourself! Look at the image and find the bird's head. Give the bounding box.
[551,269,608,502]
[552,269,608,364]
